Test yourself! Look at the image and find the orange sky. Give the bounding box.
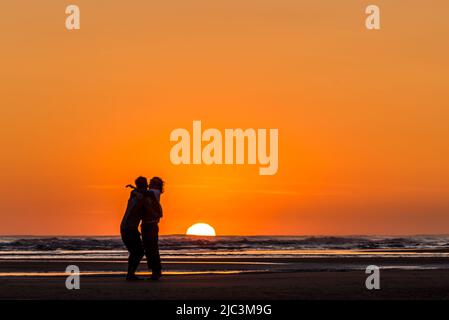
[0,1,448,235]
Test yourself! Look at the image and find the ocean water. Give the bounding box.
[1,235,449,260]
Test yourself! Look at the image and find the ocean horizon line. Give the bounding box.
[1,233,449,238]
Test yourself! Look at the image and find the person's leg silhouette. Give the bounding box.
[121,229,144,280]
[141,223,162,280]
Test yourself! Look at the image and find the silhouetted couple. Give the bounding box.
[120,176,164,281]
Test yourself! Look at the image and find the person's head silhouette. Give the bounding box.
[149,177,164,193]
[135,176,148,190]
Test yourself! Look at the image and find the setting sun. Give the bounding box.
[186,223,216,236]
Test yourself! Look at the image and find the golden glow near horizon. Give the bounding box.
[0,1,449,235]
[186,223,217,237]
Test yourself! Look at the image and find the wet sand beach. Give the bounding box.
[1,257,449,300]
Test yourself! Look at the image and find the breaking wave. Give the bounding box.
[0,235,448,252]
